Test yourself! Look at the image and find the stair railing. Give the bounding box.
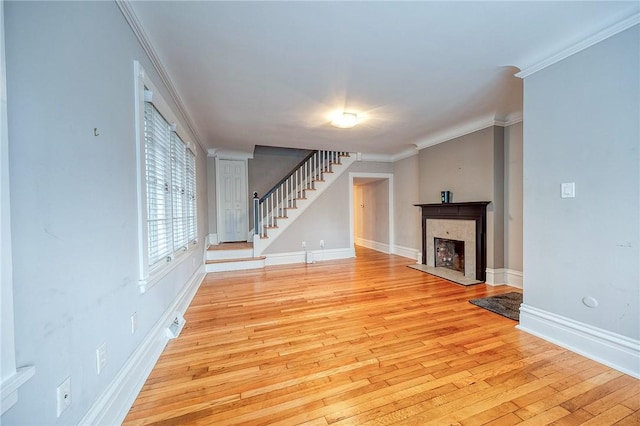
[253,150,347,239]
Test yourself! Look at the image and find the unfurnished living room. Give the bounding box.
[1,1,639,425]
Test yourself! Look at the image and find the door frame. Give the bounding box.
[215,154,251,243]
[348,172,394,254]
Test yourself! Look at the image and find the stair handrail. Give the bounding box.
[254,150,346,238]
[259,150,316,203]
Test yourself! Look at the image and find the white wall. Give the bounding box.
[3,2,208,424]
[521,25,639,375]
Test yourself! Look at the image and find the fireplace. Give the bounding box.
[435,238,465,273]
[414,202,490,281]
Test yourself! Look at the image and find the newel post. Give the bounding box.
[253,192,259,235]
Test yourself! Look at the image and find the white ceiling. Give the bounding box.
[126,1,639,158]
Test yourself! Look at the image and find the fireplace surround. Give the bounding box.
[415,202,490,281]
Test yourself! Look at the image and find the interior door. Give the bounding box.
[218,159,247,242]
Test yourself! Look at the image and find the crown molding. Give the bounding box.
[414,115,498,151]
[495,112,523,127]
[116,0,206,154]
[208,149,254,160]
[391,146,419,162]
[358,153,394,163]
[516,13,640,79]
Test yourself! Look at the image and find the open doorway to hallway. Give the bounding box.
[349,173,394,254]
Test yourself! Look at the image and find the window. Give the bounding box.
[135,61,197,291]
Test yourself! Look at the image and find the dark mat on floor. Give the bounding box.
[469,292,522,321]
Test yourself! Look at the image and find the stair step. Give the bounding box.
[206,256,266,264]
[205,256,266,272]
[207,243,253,261]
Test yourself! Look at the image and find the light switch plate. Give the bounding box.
[561,182,575,198]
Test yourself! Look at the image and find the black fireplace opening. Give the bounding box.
[435,238,465,273]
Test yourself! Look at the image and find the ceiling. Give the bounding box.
[126,1,639,159]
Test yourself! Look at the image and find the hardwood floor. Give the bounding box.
[124,247,639,425]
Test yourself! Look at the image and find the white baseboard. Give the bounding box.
[355,237,390,254]
[79,265,206,425]
[485,268,523,288]
[518,304,640,379]
[207,234,218,246]
[505,269,523,288]
[265,247,355,266]
[392,244,420,262]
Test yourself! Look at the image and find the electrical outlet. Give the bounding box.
[131,312,138,334]
[302,241,306,249]
[320,239,325,248]
[96,343,107,374]
[56,376,71,417]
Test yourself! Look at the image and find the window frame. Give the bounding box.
[134,61,197,293]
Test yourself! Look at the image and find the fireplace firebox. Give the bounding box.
[435,238,465,273]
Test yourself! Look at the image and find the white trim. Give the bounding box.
[205,258,266,273]
[207,234,218,246]
[265,251,306,266]
[0,1,33,415]
[518,304,640,379]
[355,237,390,254]
[140,248,197,294]
[209,149,254,160]
[485,268,507,286]
[79,266,206,425]
[358,153,394,163]
[391,147,419,162]
[264,247,355,266]
[414,115,501,151]
[1,366,35,416]
[116,1,204,153]
[349,172,394,259]
[516,13,640,79]
[392,244,420,262]
[134,61,199,292]
[215,157,249,244]
[485,268,523,287]
[496,112,523,127]
[505,269,523,289]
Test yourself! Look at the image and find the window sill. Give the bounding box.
[1,366,36,415]
[138,245,199,294]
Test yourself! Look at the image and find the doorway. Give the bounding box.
[349,173,394,254]
[216,158,248,243]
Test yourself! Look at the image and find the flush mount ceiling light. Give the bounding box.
[330,111,359,129]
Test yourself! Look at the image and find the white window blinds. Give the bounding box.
[144,101,197,269]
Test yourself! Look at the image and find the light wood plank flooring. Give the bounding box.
[124,247,639,425]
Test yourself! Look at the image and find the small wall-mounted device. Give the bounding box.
[441,191,452,203]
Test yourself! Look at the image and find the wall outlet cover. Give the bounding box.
[56,376,71,417]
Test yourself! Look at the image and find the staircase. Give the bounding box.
[205,242,265,272]
[205,150,355,273]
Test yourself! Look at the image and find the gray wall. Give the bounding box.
[393,154,420,251]
[265,161,392,253]
[3,2,208,424]
[523,26,639,339]
[247,146,310,231]
[417,126,505,269]
[504,122,523,272]
[248,146,310,198]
